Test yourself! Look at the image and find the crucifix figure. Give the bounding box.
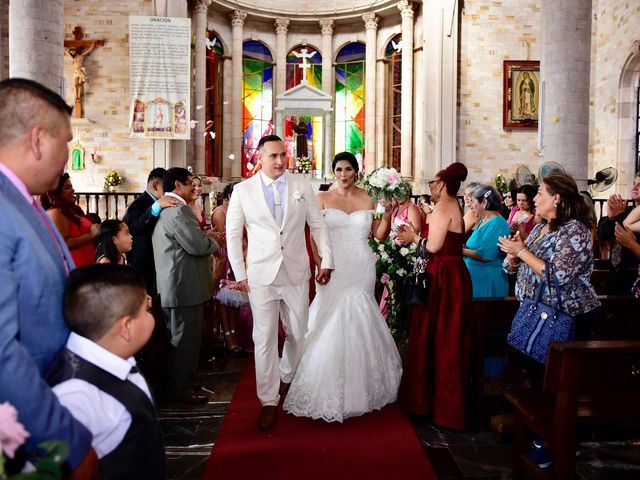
[64,26,104,118]
[293,48,316,83]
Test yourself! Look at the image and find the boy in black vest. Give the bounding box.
[46,264,165,479]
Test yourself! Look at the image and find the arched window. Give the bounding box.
[205,31,224,177]
[242,41,273,177]
[335,42,366,159]
[385,34,402,170]
[286,45,322,90]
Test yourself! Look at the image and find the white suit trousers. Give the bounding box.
[248,263,309,406]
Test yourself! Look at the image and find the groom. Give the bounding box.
[226,134,333,429]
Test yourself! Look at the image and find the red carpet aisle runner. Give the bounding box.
[204,360,436,480]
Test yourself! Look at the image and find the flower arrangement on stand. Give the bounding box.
[104,170,124,192]
[294,155,312,175]
[0,402,68,479]
[369,237,417,350]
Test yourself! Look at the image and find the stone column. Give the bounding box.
[319,19,335,168]
[9,0,64,94]
[319,19,334,95]
[274,18,290,98]
[540,0,592,180]
[193,0,211,174]
[230,9,247,179]
[398,0,414,176]
[362,13,378,174]
[421,0,458,190]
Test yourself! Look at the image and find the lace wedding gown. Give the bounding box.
[283,209,402,422]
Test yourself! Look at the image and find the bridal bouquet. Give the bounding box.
[369,237,418,348]
[0,402,68,479]
[363,167,412,218]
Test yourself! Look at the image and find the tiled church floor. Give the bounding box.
[160,349,640,480]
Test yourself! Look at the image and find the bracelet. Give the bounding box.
[516,248,527,259]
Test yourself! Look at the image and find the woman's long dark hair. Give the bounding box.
[40,173,84,226]
[95,220,124,264]
[543,173,593,231]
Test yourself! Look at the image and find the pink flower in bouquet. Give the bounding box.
[381,273,391,284]
[0,402,30,458]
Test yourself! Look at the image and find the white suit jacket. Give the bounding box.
[226,171,333,286]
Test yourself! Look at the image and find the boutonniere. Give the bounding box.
[293,190,305,203]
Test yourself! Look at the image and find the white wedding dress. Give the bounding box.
[283,209,402,422]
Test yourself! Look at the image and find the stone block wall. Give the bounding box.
[590,0,640,195]
[457,0,541,185]
[63,0,155,194]
[0,1,7,79]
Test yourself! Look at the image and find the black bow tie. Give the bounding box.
[130,366,140,375]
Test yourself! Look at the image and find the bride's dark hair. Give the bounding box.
[332,151,359,174]
[437,162,468,196]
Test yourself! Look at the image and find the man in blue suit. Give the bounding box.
[0,78,97,477]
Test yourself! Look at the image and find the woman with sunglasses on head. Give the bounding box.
[395,162,472,430]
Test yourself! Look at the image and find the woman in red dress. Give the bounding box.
[396,162,472,430]
[41,173,98,268]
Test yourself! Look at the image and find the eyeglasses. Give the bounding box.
[428,180,439,186]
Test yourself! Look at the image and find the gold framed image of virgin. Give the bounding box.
[503,60,540,130]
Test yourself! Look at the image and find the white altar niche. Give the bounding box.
[274,81,333,180]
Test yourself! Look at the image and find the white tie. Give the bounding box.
[272,182,283,227]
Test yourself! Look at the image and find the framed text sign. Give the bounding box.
[503,60,540,130]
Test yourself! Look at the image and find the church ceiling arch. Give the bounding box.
[211,0,400,22]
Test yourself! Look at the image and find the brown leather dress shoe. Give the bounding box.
[279,381,290,400]
[167,393,209,405]
[257,406,277,430]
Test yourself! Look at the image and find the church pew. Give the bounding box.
[469,294,639,424]
[504,340,640,479]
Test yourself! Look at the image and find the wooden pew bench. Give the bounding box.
[469,295,639,424]
[504,340,640,479]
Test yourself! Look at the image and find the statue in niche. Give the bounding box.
[294,117,309,158]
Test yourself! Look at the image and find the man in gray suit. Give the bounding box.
[152,167,219,404]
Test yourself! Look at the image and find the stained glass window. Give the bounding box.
[242,41,273,177]
[205,31,224,176]
[335,43,366,159]
[385,34,402,170]
[286,45,322,90]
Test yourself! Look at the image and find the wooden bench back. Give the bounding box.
[543,341,640,396]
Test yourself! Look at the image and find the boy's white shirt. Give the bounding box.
[52,332,152,458]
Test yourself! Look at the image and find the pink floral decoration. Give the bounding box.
[0,402,30,459]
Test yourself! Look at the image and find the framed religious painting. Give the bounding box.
[503,60,540,130]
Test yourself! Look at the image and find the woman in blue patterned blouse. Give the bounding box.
[498,173,601,386]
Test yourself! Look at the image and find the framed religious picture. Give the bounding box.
[503,60,540,130]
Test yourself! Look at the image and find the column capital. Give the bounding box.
[319,18,335,36]
[362,13,378,31]
[230,9,248,27]
[194,0,212,15]
[398,0,414,19]
[274,18,290,35]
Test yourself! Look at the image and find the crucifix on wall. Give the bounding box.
[64,26,104,118]
[293,48,316,83]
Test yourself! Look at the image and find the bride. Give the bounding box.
[283,152,402,422]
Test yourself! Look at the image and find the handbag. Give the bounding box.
[400,238,429,306]
[507,264,575,363]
